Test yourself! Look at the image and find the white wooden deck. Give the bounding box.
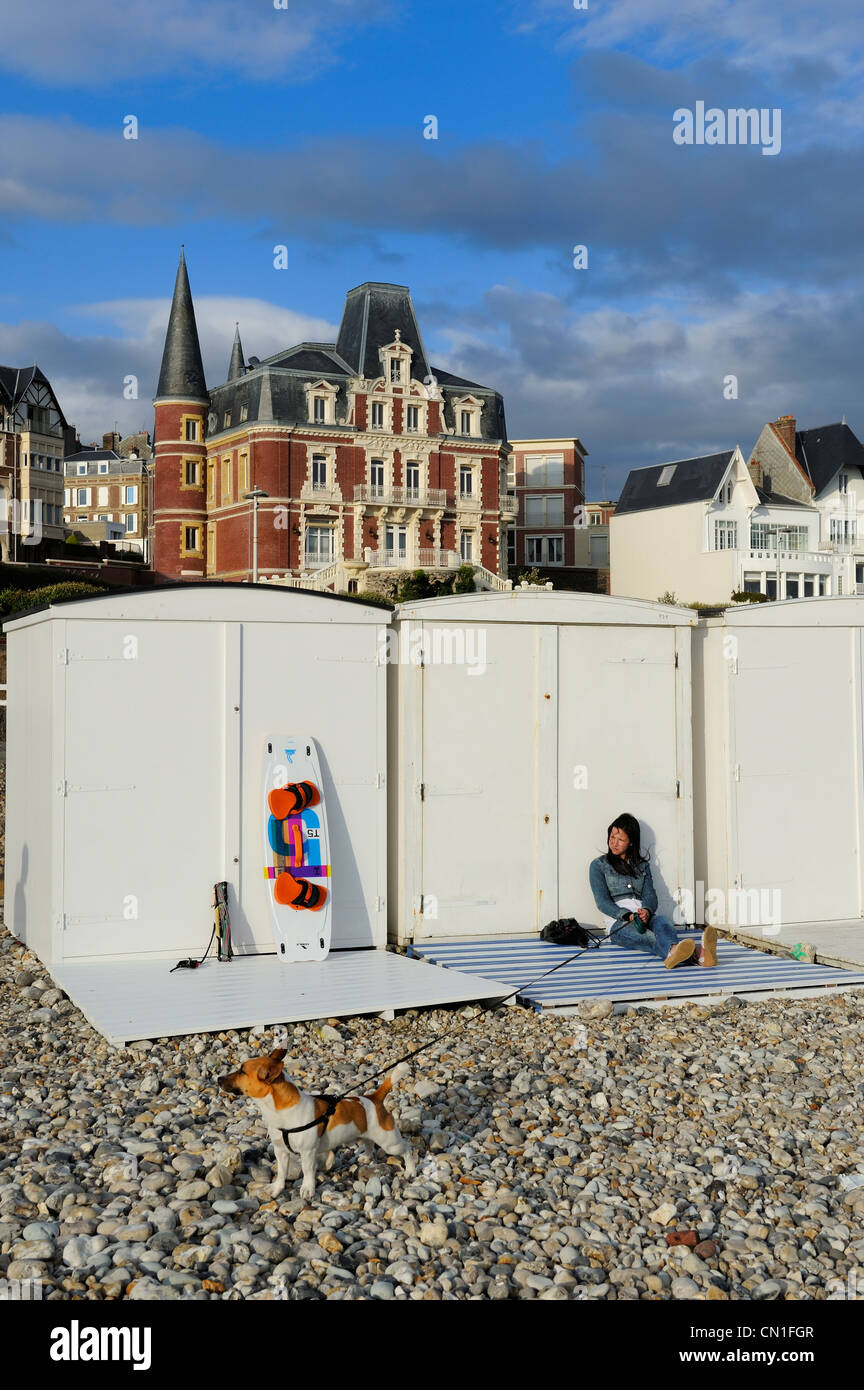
[49,949,512,1048]
[721,919,864,971]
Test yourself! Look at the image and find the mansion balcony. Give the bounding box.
[745,547,834,569]
[354,484,446,508]
[300,480,342,502]
[365,547,460,569]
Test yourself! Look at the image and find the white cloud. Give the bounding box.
[526,0,864,73]
[0,296,337,441]
[0,0,390,85]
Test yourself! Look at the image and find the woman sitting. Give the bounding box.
[589,812,717,969]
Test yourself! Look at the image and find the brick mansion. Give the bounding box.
[152,251,519,587]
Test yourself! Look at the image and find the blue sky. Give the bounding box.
[1,0,862,494]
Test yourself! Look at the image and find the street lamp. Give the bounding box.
[767,524,795,600]
[243,487,268,583]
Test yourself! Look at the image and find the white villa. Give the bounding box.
[611,416,864,604]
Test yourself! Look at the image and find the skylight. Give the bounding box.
[657,464,677,486]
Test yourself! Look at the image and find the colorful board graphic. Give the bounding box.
[263,737,332,961]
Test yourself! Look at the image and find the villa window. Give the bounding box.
[390,359,402,384]
[714,520,738,550]
[314,397,326,423]
[305,524,335,568]
[460,464,474,498]
[370,459,384,498]
[406,405,419,432]
[405,462,420,500]
[312,455,327,489]
[371,402,385,430]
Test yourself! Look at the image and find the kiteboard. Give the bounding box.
[263,736,331,961]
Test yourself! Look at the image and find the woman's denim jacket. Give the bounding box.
[589,854,658,930]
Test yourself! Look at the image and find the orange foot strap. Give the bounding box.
[268,781,321,819]
[274,872,327,912]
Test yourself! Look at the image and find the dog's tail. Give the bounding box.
[369,1061,410,1104]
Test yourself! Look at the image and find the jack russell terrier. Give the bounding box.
[218,1048,416,1201]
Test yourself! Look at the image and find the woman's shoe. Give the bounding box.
[665,939,696,969]
[700,926,718,967]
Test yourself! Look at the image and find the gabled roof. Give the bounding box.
[795,422,864,497]
[65,449,120,462]
[615,450,734,515]
[752,485,813,510]
[256,344,354,376]
[0,363,69,427]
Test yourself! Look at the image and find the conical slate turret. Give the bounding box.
[228,324,245,382]
[155,248,208,401]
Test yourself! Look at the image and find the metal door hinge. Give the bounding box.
[732,764,741,781]
[419,783,425,801]
[56,648,69,665]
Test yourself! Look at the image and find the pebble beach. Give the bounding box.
[1,916,863,1302]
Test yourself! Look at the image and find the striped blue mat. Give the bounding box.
[408,931,864,1010]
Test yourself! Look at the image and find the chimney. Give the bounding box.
[748,458,763,488]
[102,431,121,453]
[774,415,796,454]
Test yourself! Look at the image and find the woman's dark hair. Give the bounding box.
[605,812,649,872]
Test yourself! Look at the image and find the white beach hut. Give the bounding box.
[388,591,698,944]
[694,596,864,928]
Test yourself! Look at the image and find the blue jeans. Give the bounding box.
[609,914,692,962]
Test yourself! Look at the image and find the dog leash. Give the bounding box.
[273,918,641,1137]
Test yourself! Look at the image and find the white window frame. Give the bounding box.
[124,485,138,504]
[526,534,564,566]
[312,454,328,489]
[369,458,386,498]
[460,529,475,562]
[370,399,390,432]
[304,380,338,426]
[714,519,738,551]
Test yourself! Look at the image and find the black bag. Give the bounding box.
[540,917,592,948]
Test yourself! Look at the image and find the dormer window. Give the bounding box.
[453,396,482,438]
[305,380,337,426]
[224,412,231,429]
[240,404,248,422]
[657,464,677,486]
[390,358,403,384]
[840,472,849,494]
[98,461,109,474]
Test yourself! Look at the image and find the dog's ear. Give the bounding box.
[257,1049,287,1083]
